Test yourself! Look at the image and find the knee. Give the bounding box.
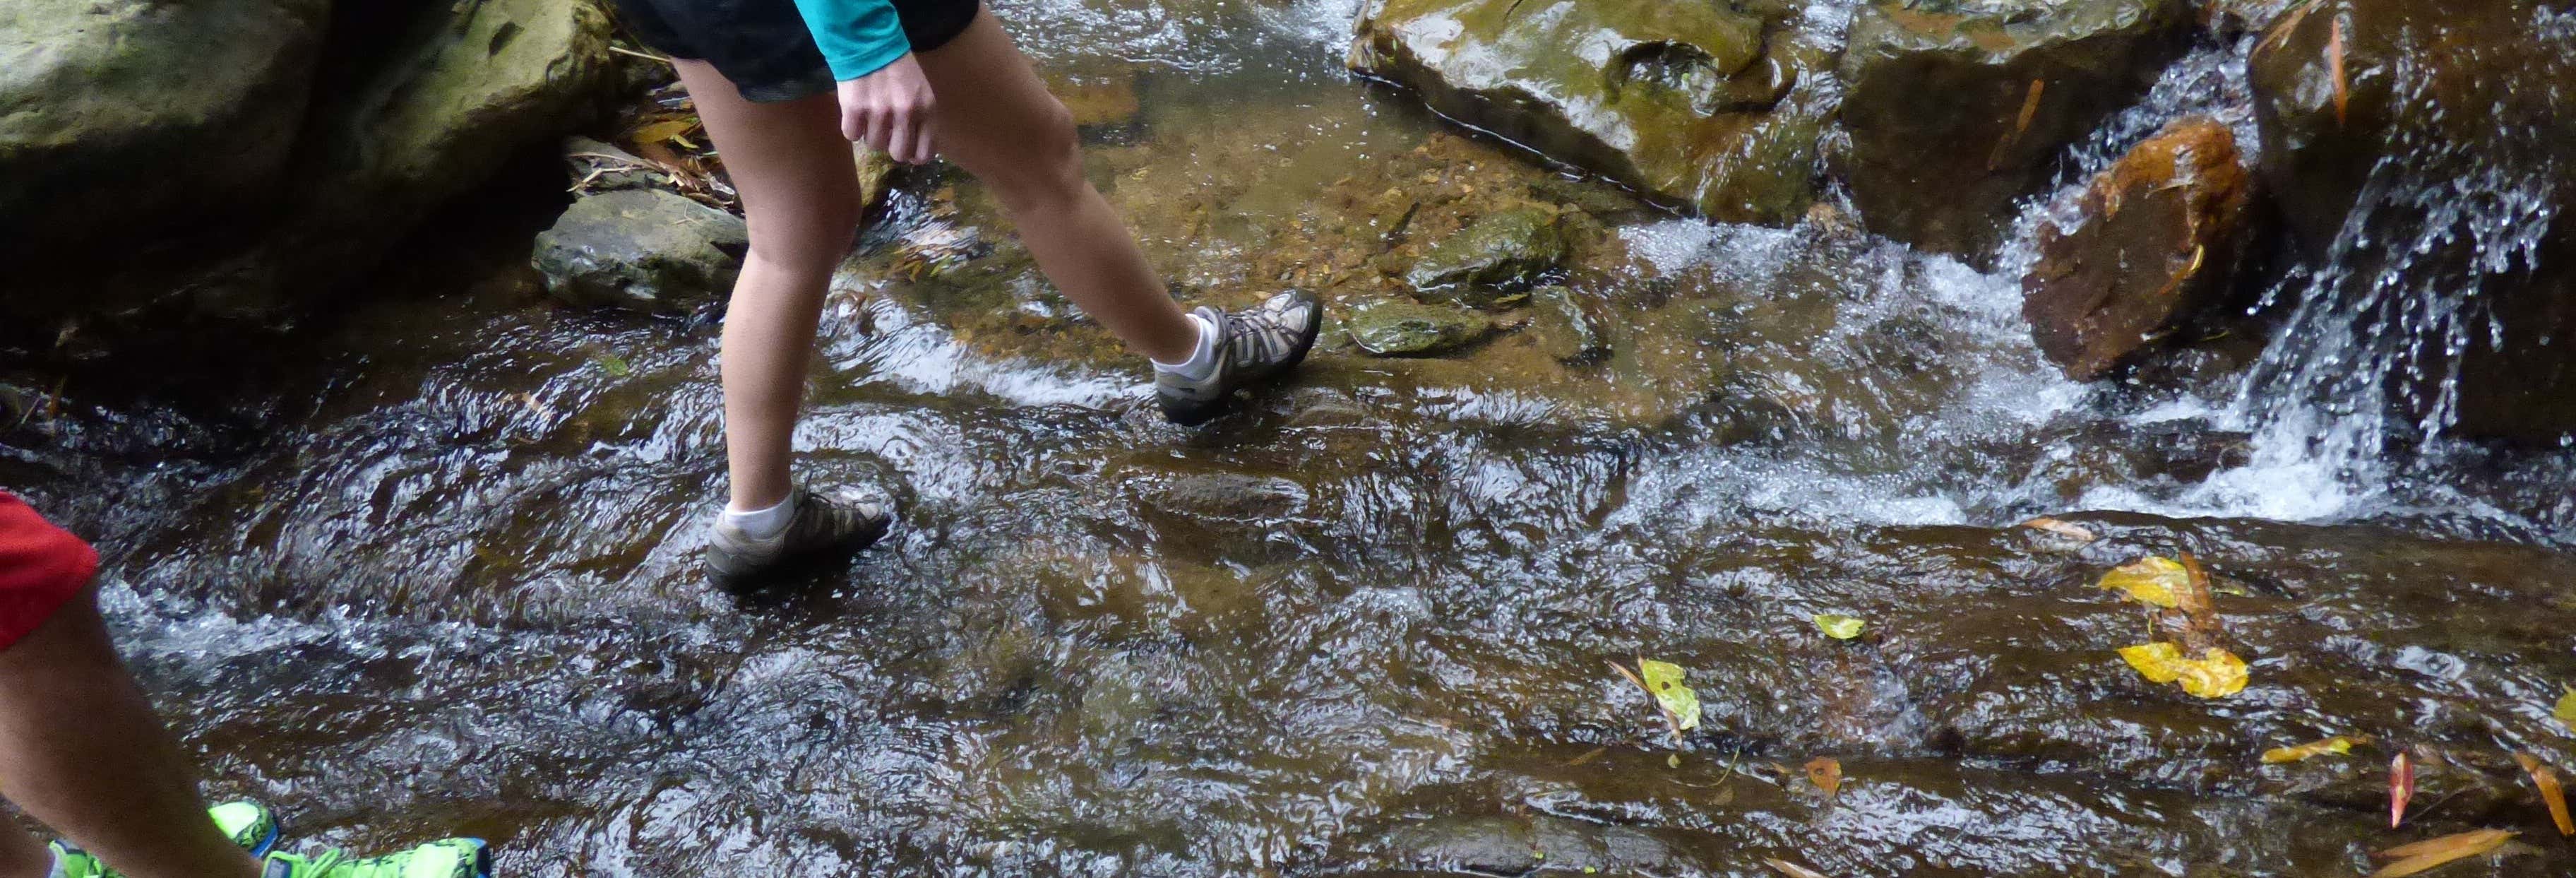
[975,100,1086,210]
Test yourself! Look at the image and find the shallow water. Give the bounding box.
[5,0,2576,874]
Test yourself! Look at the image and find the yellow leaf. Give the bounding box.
[1637,659,1703,732]
[2262,735,2367,764]
[1804,757,1843,798]
[2117,643,2248,698]
[2099,557,2189,607]
[2368,829,2515,877]
[2556,685,2576,732]
[2514,753,2575,836]
[1812,614,1865,639]
[628,119,696,146]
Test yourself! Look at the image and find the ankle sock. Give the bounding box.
[722,494,798,540]
[45,848,64,878]
[1151,313,1221,383]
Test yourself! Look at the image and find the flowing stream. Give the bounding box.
[3,0,2573,874]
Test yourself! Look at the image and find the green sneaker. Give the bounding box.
[48,800,282,877]
[261,838,491,878]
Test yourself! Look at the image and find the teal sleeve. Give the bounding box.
[788,0,912,81]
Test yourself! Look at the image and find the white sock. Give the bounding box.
[722,494,798,540]
[45,849,65,878]
[1150,313,1221,382]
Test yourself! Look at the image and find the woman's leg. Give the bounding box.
[675,61,865,511]
[913,12,1200,365]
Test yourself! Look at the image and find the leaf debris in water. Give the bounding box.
[2367,829,2515,877]
[2116,642,2248,698]
[2390,752,2416,828]
[2512,753,2574,836]
[2556,685,2576,732]
[1636,659,1703,732]
[2018,516,2097,542]
[1812,614,1865,639]
[2099,557,2189,607]
[2261,735,2367,764]
[593,351,633,377]
[1763,858,1835,878]
[1803,757,1843,799]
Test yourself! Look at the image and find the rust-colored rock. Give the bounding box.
[2022,117,2252,380]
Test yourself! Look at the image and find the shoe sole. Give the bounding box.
[1158,305,1325,427]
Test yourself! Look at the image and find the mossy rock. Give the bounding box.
[1346,298,1495,357]
[1352,0,1827,223]
[1402,208,1567,299]
[533,189,748,315]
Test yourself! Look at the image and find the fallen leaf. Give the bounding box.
[2512,753,2574,836]
[2368,829,2515,877]
[1628,659,1703,732]
[2391,752,2416,828]
[2117,643,2248,697]
[2020,516,2097,542]
[2555,686,2576,732]
[2262,735,2368,764]
[593,351,632,377]
[2173,552,2215,617]
[2100,557,2190,607]
[628,118,698,147]
[1763,858,1834,878]
[1813,614,1866,640]
[1804,757,1843,798]
[2328,16,2349,127]
[1667,753,1682,769]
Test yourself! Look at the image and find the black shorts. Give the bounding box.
[611,0,981,102]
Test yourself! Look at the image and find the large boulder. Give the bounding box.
[1349,0,1832,223]
[533,190,748,314]
[0,0,328,260]
[1839,0,2190,259]
[2022,117,2253,379]
[273,0,620,275]
[2248,0,2576,442]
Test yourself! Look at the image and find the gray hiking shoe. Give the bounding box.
[1154,290,1324,425]
[703,485,894,588]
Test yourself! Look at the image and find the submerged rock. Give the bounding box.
[2249,0,2576,443]
[1402,207,1566,299]
[1527,285,1610,364]
[1347,298,1494,357]
[1349,0,1830,223]
[2023,117,2253,380]
[0,0,327,261]
[1839,0,2190,259]
[533,190,747,314]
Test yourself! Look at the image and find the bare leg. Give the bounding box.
[0,825,48,878]
[0,594,261,878]
[917,11,1200,364]
[677,60,867,511]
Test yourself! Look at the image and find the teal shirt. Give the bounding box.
[789,0,912,81]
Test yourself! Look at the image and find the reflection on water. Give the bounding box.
[5,0,2575,874]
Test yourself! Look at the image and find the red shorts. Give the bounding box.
[0,490,95,651]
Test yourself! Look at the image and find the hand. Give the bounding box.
[836,53,937,164]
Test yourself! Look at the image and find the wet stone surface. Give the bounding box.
[4,0,2576,875]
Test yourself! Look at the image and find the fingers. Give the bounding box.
[907,117,936,165]
[881,111,914,163]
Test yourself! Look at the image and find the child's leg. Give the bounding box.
[0,824,49,877]
[914,11,1201,365]
[0,595,261,878]
[675,60,868,511]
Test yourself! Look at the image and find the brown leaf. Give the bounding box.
[2017,516,2097,542]
[628,118,698,148]
[1763,858,1834,878]
[1804,757,1843,799]
[2513,753,2575,836]
[2328,16,2349,127]
[2390,752,2416,828]
[2367,829,2515,877]
[2174,552,2215,616]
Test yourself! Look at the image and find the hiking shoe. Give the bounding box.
[1154,290,1325,425]
[49,800,282,877]
[703,485,895,588]
[261,838,492,878]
